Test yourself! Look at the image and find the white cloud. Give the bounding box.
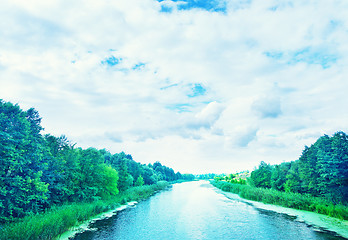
[1,0,348,173]
[251,96,282,118]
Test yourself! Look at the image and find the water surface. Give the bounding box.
[73,181,345,240]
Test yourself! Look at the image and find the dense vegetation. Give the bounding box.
[0,100,187,225]
[212,181,348,220]
[213,132,348,219]
[0,181,169,240]
[196,173,219,179]
[248,132,348,205]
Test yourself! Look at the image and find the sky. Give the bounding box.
[1,0,348,174]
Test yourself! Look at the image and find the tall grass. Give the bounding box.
[0,181,169,240]
[212,180,348,220]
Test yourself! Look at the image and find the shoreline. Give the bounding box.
[56,201,138,240]
[55,181,170,240]
[214,187,348,239]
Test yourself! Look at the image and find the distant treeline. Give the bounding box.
[248,132,348,205]
[0,100,189,224]
[196,173,218,179]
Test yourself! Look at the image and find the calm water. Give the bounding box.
[73,181,345,240]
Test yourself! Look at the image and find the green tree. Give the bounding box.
[175,172,183,180]
[317,132,348,203]
[135,175,144,186]
[250,161,272,188]
[142,165,158,185]
[0,100,48,223]
[298,140,323,195]
[113,156,130,192]
[42,134,79,205]
[284,161,301,193]
[126,157,143,181]
[182,174,195,181]
[97,165,119,199]
[271,162,291,191]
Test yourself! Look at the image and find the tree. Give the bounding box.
[97,165,119,199]
[284,161,301,193]
[135,175,144,186]
[250,161,272,188]
[113,156,130,192]
[0,100,48,223]
[142,165,158,185]
[182,174,195,181]
[271,162,291,191]
[42,134,78,205]
[317,132,348,203]
[126,158,143,181]
[175,172,183,180]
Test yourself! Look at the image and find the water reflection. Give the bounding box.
[72,181,345,240]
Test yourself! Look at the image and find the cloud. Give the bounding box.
[251,96,282,118]
[193,101,225,128]
[1,0,348,173]
[229,126,258,147]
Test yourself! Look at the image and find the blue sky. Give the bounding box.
[0,0,348,173]
[158,0,227,13]
[264,47,338,69]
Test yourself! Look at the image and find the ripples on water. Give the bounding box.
[72,181,346,240]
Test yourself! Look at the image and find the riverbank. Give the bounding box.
[212,182,348,239]
[57,201,138,240]
[211,180,348,219]
[0,181,169,240]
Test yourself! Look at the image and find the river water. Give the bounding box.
[72,181,346,240]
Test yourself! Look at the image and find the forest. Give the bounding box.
[213,131,348,219]
[248,132,348,204]
[0,100,191,225]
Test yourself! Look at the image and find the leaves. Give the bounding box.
[250,131,348,204]
[0,99,186,224]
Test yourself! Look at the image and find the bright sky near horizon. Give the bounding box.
[1,0,348,174]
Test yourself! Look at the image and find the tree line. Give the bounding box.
[249,132,348,204]
[0,100,187,223]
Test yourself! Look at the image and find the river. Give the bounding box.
[72,181,346,240]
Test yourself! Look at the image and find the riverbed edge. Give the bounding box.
[55,182,170,240]
[56,201,138,240]
[214,186,348,239]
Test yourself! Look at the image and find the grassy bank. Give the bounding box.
[211,180,348,220]
[0,181,169,240]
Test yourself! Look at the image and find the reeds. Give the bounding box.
[212,180,348,220]
[0,181,169,240]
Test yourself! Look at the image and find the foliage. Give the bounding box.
[249,161,272,188]
[214,132,348,220]
[196,173,218,179]
[0,100,189,225]
[212,180,348,220]
[0,100,48,223]
[0,182,169,240]
[134,175,144,187]
[270,162,290,191]
[248,132,348,204]
[181,173,195,181]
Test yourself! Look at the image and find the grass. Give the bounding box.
[0,181,169,240]
[211,180,348,220]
